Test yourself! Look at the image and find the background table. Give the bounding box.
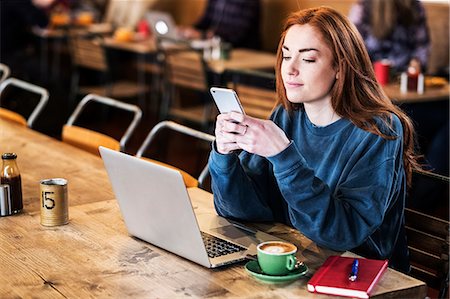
[172,48,276,74]
[384,82,450,104]
[103,37,276,73]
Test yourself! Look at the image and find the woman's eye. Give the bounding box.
[282,56,291,61]
[303,59,316,63]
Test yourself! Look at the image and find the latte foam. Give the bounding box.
[262,245,286,253]
[259,242,296,254]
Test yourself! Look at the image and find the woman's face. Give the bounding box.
[281,24,338,106]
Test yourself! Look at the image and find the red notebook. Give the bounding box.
[307,256,388,299]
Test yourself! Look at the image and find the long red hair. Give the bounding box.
[275,6,419,186]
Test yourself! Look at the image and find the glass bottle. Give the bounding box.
[407,66,419,92]
[1,153,23,214]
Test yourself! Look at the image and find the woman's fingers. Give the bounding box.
[216,141,241,154]
[228,111,245,123]
[214,112,265,155]
[236,119,291,157]
[217,113,248,135]
[222,121,248,135]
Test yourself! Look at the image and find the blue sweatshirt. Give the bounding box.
[209,106,409,271]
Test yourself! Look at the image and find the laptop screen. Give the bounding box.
[145,11,179,39]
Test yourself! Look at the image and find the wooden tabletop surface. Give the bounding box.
[165,48,276,74]
[103,36,276,74]
[103,36,157,54]
[0,120,114,212]
[384,82,450,104]
[0,119,427,298]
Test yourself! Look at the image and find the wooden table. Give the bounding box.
[32,24,114,81]
[384,82,450,104]
[0,119,114,212]
[0,119,427,298]
[103,37,157,54]
[103,37,276,74]
[172,48,276,74]
[210,49,275,73]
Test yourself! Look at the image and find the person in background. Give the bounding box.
[0,0,55,79]
[104,0,156,29]
[349,0,430,73]
[350,0,448,182]
[179,0,261,49]
[209,6,420,273]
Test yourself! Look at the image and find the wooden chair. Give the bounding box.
[136,120,215,188]
[405,169,449,298]
[158,39,217,131]
[0,78,49,128]
[62,94,142,156]
[68,31,149,110]
[0,63,11,83]
[227,69,277,119]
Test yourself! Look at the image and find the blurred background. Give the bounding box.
[1,0,448,179]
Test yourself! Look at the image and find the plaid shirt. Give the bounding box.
[195,0,260,49]
[349,0,430,72]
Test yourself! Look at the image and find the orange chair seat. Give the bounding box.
[0,108,27,126]
[140,157,198,188]
[62,125,120,156]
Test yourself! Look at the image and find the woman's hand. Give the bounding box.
[215,112,290,157]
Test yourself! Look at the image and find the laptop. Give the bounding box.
[145,11,210,50]
[146,11,182,41]
[99,146,283,268]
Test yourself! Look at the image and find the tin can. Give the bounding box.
[0,184,11,216]
[40,178,69,226]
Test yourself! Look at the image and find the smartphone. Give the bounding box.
[210,87,245,114]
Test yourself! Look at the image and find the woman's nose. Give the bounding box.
[287,61,299,76]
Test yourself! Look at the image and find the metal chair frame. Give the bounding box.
[65,94,142,151]
[136,120,215,188]
[0,77,49,128]
[0,63,11,83]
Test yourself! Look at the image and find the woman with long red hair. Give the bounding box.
[209,6,418,272]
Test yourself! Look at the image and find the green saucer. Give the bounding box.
[245,260,308,284]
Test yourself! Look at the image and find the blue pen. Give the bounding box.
[349,259,359,282]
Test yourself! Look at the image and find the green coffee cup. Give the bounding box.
[257,241,298,276]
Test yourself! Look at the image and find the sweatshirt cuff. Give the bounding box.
[210,141,239,171]
[266,141,307,174]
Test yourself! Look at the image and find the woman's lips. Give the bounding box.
[285,82,303,88]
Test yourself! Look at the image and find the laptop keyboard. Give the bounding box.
[201,232,246,258]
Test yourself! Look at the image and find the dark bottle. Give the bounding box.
[1,153,23,214]
[407,66,419,92]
